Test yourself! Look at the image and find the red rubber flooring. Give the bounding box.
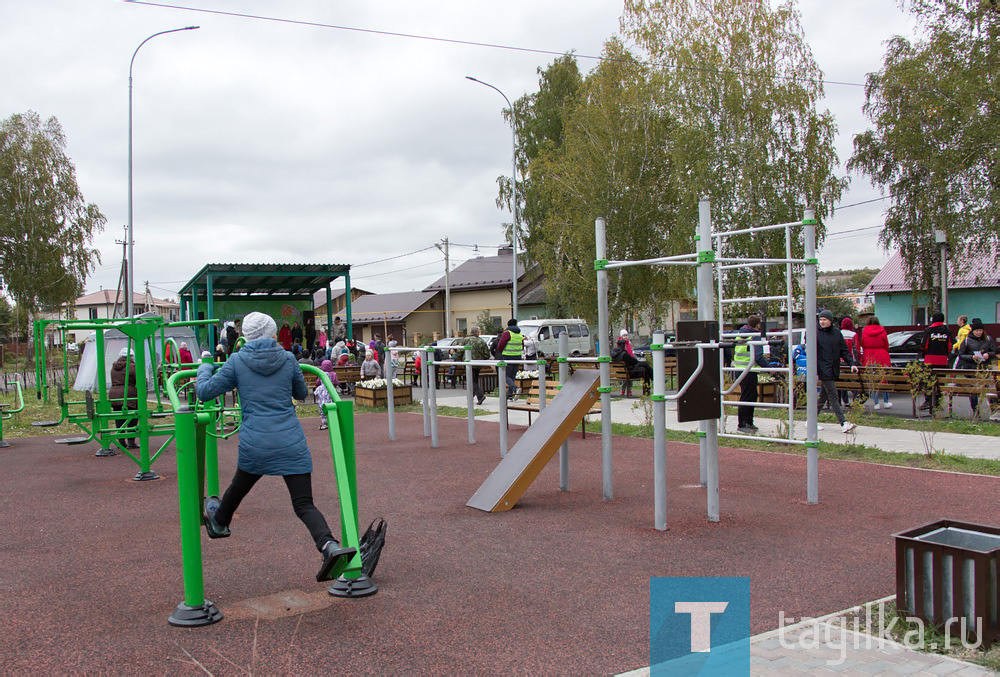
[1,412,997,674]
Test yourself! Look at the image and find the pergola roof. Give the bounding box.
[179,263,351,297]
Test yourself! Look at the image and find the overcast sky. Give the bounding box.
[5,0,917,302]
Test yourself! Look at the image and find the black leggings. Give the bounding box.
[214,469,335,551]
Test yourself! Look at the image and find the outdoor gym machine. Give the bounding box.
[594,198,819,528]
[166,361,380,627]
[0,378,25,448]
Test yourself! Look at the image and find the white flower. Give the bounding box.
[357,378,406,390]
[515,370,539,380]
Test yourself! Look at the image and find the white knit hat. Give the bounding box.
[620,329,629,337]
[118,347,131,358]
[242,312,277,341]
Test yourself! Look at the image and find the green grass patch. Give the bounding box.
[725,404,1000,437]
[609,421,1000,478]
[840,599,1000,671]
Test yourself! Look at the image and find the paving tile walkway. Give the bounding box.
[432,389,1000,460]
[619,613,995,676]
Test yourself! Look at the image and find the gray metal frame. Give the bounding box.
[595,199,820,529]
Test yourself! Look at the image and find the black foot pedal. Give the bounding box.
[95,448,117,457]
[359,518,387,578]
[32,421,60,427]
[316,544,356,582]
[55,437,90,445]
[133,471,160,481]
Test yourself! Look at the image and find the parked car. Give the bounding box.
[886,330,924,366]
[633,336,677,360]
[517,319,593,357]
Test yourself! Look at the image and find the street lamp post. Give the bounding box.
[128,26,199,318]
[466,76,519,320]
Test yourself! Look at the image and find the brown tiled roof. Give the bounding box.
[73,291,178,308]
[334,291,439,323]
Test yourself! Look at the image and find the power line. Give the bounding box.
[836,194,895,210]
[125,1,868,89]
[353,246,436,268]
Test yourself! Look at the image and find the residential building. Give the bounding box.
[333,290,443,346]
[865,247,1000,325]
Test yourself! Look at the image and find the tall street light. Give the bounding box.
[466,76,519,320]
[128,25,199,318]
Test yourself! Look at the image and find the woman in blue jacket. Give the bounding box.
[196,311,354,582]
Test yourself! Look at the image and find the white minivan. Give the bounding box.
[518,319,593,357]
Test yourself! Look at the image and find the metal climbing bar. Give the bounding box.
[604,253,699,269]
[711,220,803,238]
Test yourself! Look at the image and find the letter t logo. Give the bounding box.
[675,602,729,652]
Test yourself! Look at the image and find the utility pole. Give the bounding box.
[114,226,130,318]
[934,229,949,320]
[435,238,451,336]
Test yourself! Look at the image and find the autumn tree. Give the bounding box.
[849,0,999,301]
[0,111,105,316]
[622,0,847,321]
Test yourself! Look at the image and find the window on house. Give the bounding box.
[456,317,467,335]
[490,316,502,330]
[913,306,929,325]
[88,307,98,320]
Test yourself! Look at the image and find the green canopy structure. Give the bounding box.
[178,263,352,348]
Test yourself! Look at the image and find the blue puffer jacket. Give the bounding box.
[196,337,311,475]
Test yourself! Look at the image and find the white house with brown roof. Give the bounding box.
[41,290,180,342]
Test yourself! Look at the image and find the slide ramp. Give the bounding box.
[467,369,601,512]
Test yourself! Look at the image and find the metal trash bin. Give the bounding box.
[895,519,999,648]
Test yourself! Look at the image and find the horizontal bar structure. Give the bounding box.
[720,295,788,304]
[719,262,771,270]
[715,257,810,265]
[604,253,698,269]
[605,261,698,270]
[711,221,802,238]
[722,366,792,374]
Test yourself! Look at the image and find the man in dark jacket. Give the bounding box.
[733,315,770,433]
[496,319,524,400]
[611,338,652,397]
[919,311,953,410]
[816,309,858,433]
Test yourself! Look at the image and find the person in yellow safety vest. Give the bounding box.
[497,318,524,401]
[733,315,770,434]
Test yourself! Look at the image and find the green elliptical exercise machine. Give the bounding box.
[166,359,383,628]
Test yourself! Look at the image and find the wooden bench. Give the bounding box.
[833,366,917,416]
[507,379,601,437]
[936,368,999,418]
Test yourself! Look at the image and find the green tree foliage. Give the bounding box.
[516,39,684,326]
[622,0,847,320]
[849,0,999,299]
[507,1,847,326]
[0,111,105,316]
[474,309,502,335]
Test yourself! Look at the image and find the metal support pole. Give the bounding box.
[537,360,546,414]
[595,217,613,500]
[421,347,430,438]
[465,345,474,444]
[698,197,720,522]
[652,330,667,531]
[387,362,396,441]
[804,209,819,504]
[558,333,570,491]
[498,363,508,457]
[429,351,439,449]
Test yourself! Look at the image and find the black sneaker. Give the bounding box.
[746,423,759,432]
[317,540,356,582]
[476,396,486,406]
[203,496,231,539]
[512,387,521,402]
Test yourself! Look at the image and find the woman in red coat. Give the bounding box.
[278,322,293,351]
[860,315,892,409]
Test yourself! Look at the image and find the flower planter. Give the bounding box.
[355,385,412,407]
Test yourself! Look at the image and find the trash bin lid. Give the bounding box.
[915,526,1000,553]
